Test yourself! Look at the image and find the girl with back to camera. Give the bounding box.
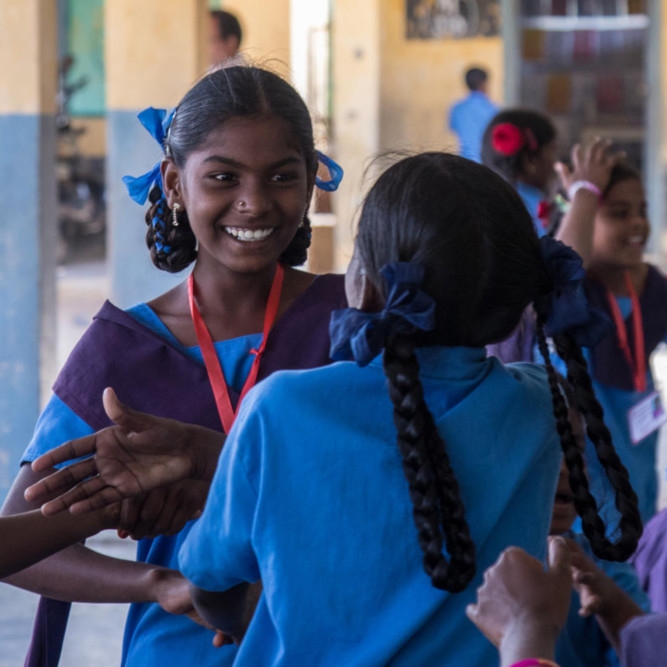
[174,153,641,665]
[0,66,346,667]
[482,109,559,237]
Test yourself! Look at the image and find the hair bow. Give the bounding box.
[491,123,538,157]
[315,150,344,192]
[329,262,436,366]
[122,107,176,205]
[534,236,612,347]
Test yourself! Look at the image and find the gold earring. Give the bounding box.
[172,202,180,227]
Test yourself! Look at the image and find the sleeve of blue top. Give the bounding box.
[179,402,261,592]
[22,394,95,466]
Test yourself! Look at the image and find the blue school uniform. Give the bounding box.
[23,272,346,667]
[23,305,254,667]
[179,347,562,666]
[555,531,651,667]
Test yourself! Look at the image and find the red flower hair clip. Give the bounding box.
[491,123,526,156]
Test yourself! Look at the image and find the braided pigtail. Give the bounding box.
[535,321,611,548]
[552,331,642,560]
[144,185,197,273]
[383,334,475,592]
[279,214,312,267]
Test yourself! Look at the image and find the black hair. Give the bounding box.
[145,66,316,272]
[465,67,488,91]
[210,9,242,45]
[602,161,642,199]
[481,108,556,185]
[356,153,641,591]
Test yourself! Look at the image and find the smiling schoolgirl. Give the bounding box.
[2,66,346,667]
[556,152,667,526]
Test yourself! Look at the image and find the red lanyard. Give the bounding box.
[606,271,646,393]
[188,264,285,433]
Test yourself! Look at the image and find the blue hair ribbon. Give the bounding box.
[329,262,436,366]
[315,150,344,192]
[122,107,176,205]
[535,236,611,347]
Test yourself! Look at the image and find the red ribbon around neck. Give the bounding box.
[188,264,285,433]
[606,271,646,393]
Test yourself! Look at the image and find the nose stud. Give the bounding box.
[237,200,246,209]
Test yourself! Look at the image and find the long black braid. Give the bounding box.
[550,330,642,560]
[383,334,476,592]
[144,184,197,273]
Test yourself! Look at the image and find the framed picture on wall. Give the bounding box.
[406,0,501,40]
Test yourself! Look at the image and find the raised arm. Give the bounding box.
[26,388,224,515]
[555,138,623,267]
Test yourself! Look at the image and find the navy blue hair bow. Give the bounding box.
[535,236,612,347]
[329,262,436,366]
[315,150,344,192]
[122,107,176,205]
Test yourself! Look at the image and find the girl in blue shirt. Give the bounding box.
[175,153,641,665]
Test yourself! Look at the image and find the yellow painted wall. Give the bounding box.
[0,0,57,114]
[379,0,503,153]
[222,0,291,74]
[332,0,382,270]
[105,0,208,110]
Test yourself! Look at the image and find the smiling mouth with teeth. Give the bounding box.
[224,227,275,242]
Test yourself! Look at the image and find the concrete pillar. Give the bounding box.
[0,0,58,500]
[332,0,382,271]
[105,0,208,307]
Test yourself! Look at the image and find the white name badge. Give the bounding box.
[628,391,667,445]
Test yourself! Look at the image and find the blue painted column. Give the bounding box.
[0,1,58,502]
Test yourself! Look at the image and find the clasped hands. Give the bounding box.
[25,387,224,538]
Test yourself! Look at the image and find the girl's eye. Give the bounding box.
[607,207,629,219]
[212,172,237,183]
[270,172,298,183]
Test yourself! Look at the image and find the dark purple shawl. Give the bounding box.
[583,266,667,391]
[631,507,667,613]
[25,273,346,667]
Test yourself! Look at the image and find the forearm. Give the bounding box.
[595,600,645,653]
[2,541,169,604]
[498,619,559,667]
[555,190,598,267]
[0,508,103,579]
[191,581,261,643]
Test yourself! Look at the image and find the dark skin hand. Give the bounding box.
[26,388,224,516]
[466,537,572,667]
[191,581,263,645]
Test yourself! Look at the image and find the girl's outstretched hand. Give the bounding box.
[466,537,572,666]
[555,137,624,194]
[25,387,224,515]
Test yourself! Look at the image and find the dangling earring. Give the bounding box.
[172,202,180,227]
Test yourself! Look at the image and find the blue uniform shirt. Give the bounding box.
[448,91,498,163]
[180,348,562,666]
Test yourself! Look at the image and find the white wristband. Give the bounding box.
[567,180,602,202]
